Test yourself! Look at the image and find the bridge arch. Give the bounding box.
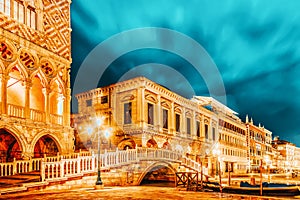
[137,161,177,185]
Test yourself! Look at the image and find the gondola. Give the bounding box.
[203,181,300,196]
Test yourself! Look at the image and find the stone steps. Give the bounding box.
[0,171,41,188]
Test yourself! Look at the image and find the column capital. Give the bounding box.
[42,86,51,95]
[25,78,33,88]
[0,73,9,81]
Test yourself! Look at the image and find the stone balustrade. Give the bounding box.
[0,157,42,177]
[7,103,25,118]
[0,148,207,184]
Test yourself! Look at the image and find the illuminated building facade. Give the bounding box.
[272,138,297,172]
[245,118,273,172]
[0,0,73,162]
[74,77,251,175]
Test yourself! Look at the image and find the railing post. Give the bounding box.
[13,158,17,175]
[40,159,45,181]
[104,149,108,167]
[116,148,119,165]
[135,145,138,160]
[77,156,81,174]
[60,159,64,178]
[92,152,95,172]
[126,147,129,163]
[29,156,33,172]
[57,152,60,161]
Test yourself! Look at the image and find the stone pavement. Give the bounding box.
[0,186,299,200]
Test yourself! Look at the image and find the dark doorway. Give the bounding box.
[0,129,22,162]
[34,135,59,158]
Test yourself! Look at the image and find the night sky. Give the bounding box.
[70,0,300,146]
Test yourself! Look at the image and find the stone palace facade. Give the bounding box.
[0,0,73,162]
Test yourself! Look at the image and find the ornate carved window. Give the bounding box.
[175,113,180,132]
[196,121,200,137]
[124,102,132,124]
[186,118,191,135]
[19,50,35,69]
[147,103,154,125]
[0,42,13,60]
[162,109,168,129]
[205,124,209,139]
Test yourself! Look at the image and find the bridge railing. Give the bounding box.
[180,156,209,176]
[41,147,183,182]
[0,147,205,183]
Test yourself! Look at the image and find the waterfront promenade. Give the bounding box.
[1,173,300,199]
[0,186,299,200]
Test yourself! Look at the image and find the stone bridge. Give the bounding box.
[0,147,209,188]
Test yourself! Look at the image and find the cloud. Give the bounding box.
[71,0,300,146]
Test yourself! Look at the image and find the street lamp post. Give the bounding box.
[213,145,222,193]
[95,117,103,187]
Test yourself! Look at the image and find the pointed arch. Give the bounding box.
[49,75,65,95]
[30,68,48,88]
[6,60,28,79]
[30,69,46,112]
[7,63,27,110]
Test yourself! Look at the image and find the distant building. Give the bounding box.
[246,117,273,172]
[272,138,296,172]
[0,0,73,162]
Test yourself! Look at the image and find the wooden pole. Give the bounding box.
[219,161,222,193]
[228,163,231,186]
[260,159,263,196]
[200,160,203,189]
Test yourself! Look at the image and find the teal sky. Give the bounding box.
[71,0,300,146]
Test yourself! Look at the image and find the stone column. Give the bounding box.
[156,95,161,132]
[25,79,32,119]
[0,74,8,114]
[140,87,145,127]
[182,107,186,136]
[64,88,71,126]
[201,116,205,138]
[191,111,196,137]
[42,87,50,123]
[0,73,8,114]
[170,101,175,135]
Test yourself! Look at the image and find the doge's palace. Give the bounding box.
[0,0,73,162]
